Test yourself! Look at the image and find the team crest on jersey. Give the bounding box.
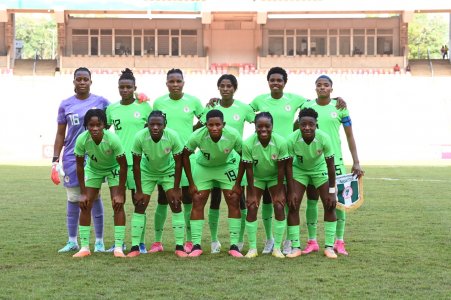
[233,114,240,121]
[134,111,141,118]
[316,149,323,155]
[271,154,278,160]
[164,147,172,154]
[330,112,338,118]
[64,175,70,183]
[105,149,113,155]
[285,105,292,112]
[183,106,190,113]
[224,148,231,154]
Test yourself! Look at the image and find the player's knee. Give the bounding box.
[66,187,81,203]
[273,202,285,215]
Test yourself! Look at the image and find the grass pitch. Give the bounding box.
[0,165,450,299]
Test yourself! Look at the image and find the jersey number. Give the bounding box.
[224,170,237,182]
[335,165,343,176]
[297,155,304,164]
[90,154,98,162]
[69,114,80,126]
[113,119,122,131]
[203,152,210,160]
[253,159,258,166]
[111,169,119,178]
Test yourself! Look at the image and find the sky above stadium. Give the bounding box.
[1,0,450,13]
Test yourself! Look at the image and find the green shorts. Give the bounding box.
[126,165,136,190]
[142,173,175,195]
[85,167,120,189]
[194,163,238,191]
[292,167,328,189]
[181,154,196,187]
[253,177,279,190]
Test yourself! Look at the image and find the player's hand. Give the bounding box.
[206,97,220,108]
[113,194,125,213]
[272,188,286,207]
[51,162,64,185]
[231,184,242,196]
[335,97,347,110]
[352,163,365,178]
[133,191,145,207]
[246,195,259,210]
[79,194,88,210]
[287,192,298,210]
[188,184,198,196]
[169,187,182,209]
[325,194,337,210]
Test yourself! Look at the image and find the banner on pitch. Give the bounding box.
[336,174,364,212]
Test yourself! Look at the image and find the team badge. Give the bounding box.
[316,149,323,155]
[233,114,240,121]
[330,112,338,118]
[285,105,291,112]
[224,148,230,154]
[271,154,277,160]
[134,111,141,118]
[164,147,172,154]
[336,174,364,212]
[64,175,70,183]
[105,149,112,155]
[183,106,190,113]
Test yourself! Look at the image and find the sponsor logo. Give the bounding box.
[331,112,338,118]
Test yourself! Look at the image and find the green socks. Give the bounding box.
[261,203,273,240]
[287,225,300,248]
[131,212,145,247]
[228,218,241,246]
[324,221,337,248]
[79,225,91,248]
[154,204,168,242]
[239,208,247,243]
[172,212,185,246]
[336,209,346,240]
[141,213,147,244]
[306,199,319,240]
[114,225,126,248]
[273,219,286,250]
[190,219,204,245]
[183,203,193,241]
[245,220,258,249]
[208,208,220,242]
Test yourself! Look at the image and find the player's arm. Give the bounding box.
[244,161,258,209]
[113,154,127,212]
[325,155,337,210]
[75,155,88,209]
[232,152,244,196]
[53,123,66,162]
[343,124,364,178]
[182,148,197,195]
[285,157,298,209]
[132,153,143,194]
[334,97,347,110]
[173,152,183,190]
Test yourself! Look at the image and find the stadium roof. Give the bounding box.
[1,0,450,14]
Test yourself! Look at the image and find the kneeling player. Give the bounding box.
[183,109,244,257]
[286,108,338,259]
[73,109,127,258]
[128,111,187,258]
[241,112,290,258]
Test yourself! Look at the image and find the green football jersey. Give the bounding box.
[201,99,254,137]
[132,127,184,176]
[185,126,242,167]
[250,92,307,137]
[287,129,334,172]
[242,132,289,180]
[74,130,125,172]
[153,93,204,143]
[106,100,152,165]
[301,99,349,163]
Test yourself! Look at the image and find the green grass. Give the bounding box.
[0,166,450,299]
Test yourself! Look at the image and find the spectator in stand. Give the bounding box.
[393,64,401,73]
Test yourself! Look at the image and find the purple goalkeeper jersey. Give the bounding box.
[57,94,109,187]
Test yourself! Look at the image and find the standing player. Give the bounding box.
[52,67,109,253]
[106,68,152,253]
[202,74,254,254]
[150,68,204,253]
[286,108,338,259]
[183,110,244,257]
[300,75,364,256]
[242,112,289,258]
[72,109,127,258]
[127,111,187,257]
